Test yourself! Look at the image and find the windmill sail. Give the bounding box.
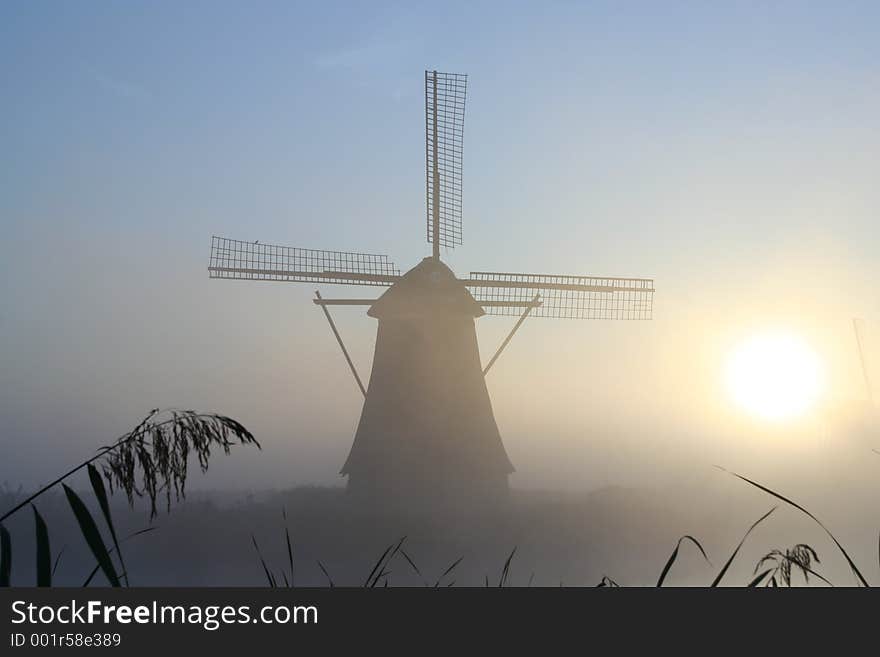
[465,271,654,320]
[208,236,400,286]
[426,70,467,254]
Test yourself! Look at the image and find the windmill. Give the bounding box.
[208,71,655,507]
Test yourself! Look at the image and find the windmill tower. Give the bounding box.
[208,71,655,508]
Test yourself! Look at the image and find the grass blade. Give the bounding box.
[88,464,127,586]
[720,468,869,587]
[284,529,294,587]
[656,535,709,587]
[52,545,66,578]
[317,560,334,587]
[364,544,394,588]
[251,535,275,588]
[82,527,156,586]
[364,537,406,588]
[499,547,517,587]
[399,548,429,586]
[434,556,463,588]
[373,538,406,587]
[1,523,11,586]
[62,484,120,587]
[710,507,776,587]
[363,544,394,588]
[283,512,294,588]
[399,549,422,577]
[748,568,773,587]
[32,505,51,587]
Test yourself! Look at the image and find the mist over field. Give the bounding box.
[2,2,879,586]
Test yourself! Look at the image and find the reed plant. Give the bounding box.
[0,409,258,586]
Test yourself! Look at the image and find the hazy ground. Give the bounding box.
[3,405,876,587]
[2,467,876,587]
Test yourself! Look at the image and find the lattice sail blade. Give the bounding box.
[208,236,401,286]
[465,272,654,320]
[426,70,466,252]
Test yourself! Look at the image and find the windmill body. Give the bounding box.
[343,257,513,506]
[208,71,655,508]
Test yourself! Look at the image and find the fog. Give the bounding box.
[3,235,877,494]
[2,2,879,585]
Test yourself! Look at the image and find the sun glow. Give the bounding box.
[725,332,824,421]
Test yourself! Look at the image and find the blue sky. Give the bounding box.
[2,2,879,490]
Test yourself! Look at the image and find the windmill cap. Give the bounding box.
[368,257,485,319]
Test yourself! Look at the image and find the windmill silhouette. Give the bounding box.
[209,71,654,507]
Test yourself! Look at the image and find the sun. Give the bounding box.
[725,332,824,421]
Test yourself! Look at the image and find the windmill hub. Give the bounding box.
[208,70,655,510]
[368,257,483,320]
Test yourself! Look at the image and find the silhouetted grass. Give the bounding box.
[82,528,156,586]
[718,467,869,586]
[227,455,878,588]
[754,544,830,587]
[32,506,50,587]
[656,535,709,587]
[251,534,276,587]
[0,524,10,586]
[710,507,776,586]
[317,560,335,587]
[0,409,258,587]
[3,418,877,587]
[434,556,463,588]
[498,547,517,587]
